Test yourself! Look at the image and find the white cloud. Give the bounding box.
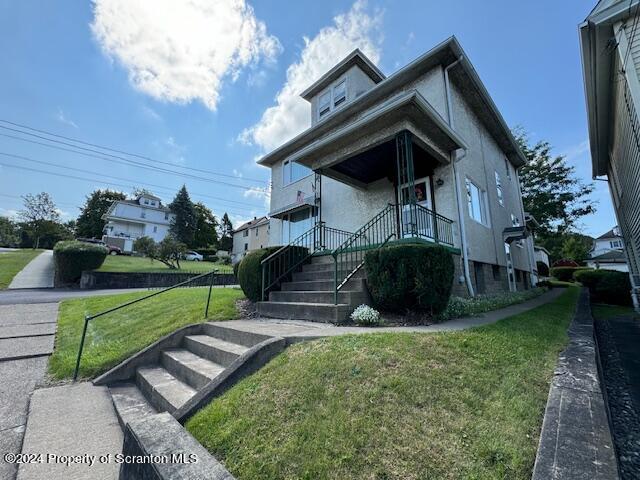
[56,108,78,128]
[239,0,383,153]
[243,185,271,208]
[91,0,282,110]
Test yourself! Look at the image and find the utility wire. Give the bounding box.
[0,119,267,183]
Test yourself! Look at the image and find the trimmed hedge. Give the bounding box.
[54,240,108,284]
[237,246,281,302]
[550,266,592,282]
[574,269,632,306]
[536,261,549,277]
[364,243,454,315]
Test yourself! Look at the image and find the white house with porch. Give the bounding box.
[256,37,536,322]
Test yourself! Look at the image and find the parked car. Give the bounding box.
[77,237,121,255]
[184,251,203,261]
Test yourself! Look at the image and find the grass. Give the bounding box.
[0,249,43,288]
[97,254,233,273]
[592,303,638,320]
[438,287,546,321]
[187,287,579,480]
[48,286,244,380]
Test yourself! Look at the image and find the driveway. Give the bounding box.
[8,251,55,289]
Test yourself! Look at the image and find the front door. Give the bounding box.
[398,176,433,238]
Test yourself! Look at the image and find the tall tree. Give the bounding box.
[561,235,592,264]
[192,202,219,249]
[168,185,197,245]
[218,213,234,252]
[76,189,126,239]
[18,192,60,249]
[514,129,596,235]
[0,216,20,247]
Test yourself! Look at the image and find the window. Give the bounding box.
[244,243,248,251]
[164,212,169,220]
[140,210,146,219]
[153,226,157,233]
[150,201,156,206]
[255,228,259,237]
[318,91,331,118]
[504,157,511,179]
[143,199,149,205]
[333,79,346,107]
[495,171,504,206]
[281,207,315,244]
[511,214,523,248]
[492,264,501,281]
[243,230,249,237]
[610,240,622,249]
[465,178,488,225]
[283,160,312,185]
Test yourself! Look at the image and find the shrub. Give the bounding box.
[54,240,108,284]
[232,261,240,278]
[350,305,382,326]
[237,246,282,302]
[365,243,454,315]
[550,266,592,282]
[134,236,156,256]
[574,269,632,306]
[204,255,219,263]
[437,288,546,321]
[536,261,549,277]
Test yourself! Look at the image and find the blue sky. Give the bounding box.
[0,0,612,236]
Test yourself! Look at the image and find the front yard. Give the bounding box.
[187,287,579,479]
[97,254,233,273]
[49,287,244,380]
[0,249,42,288]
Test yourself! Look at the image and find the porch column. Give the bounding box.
[395,130,416,237]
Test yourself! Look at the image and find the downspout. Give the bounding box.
[444,58,475,297]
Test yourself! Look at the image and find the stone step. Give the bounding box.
[269,289,368,305]
[136,366,197,413]
[301,260,360,273]
[161,349,225,390]
[309,254,335,264]
[202,323,271,348]
[183,335,249,367]
[256,301,352,323]
[281,277,366,292]
[292,268,365,282]
[109,381,157,429]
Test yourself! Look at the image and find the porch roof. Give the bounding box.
[268,196,316,218]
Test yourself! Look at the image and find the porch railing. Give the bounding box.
[413,203,454,247]
[260,222,353,301]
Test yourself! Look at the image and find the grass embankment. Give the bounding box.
[592,303,638,320]
[49,287,244,380]
[0,249,43,288]
[187,287,579,480]
[97,255,233,273]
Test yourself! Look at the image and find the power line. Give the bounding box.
[0,119,267,184]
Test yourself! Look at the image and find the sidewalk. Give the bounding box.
[8,251,54,289]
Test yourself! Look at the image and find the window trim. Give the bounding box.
[317,77,347,120]
[333,79,346,108]
[282,159,313,186]
[465,177,490,227]
[495,171,504,207]
[318,90,331,119]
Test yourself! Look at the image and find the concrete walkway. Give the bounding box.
[221,288,565,340]
[8,251,54,289]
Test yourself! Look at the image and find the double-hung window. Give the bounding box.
[511,214,523,247]
[465,178,488,225]
[283,160,312,185]
[333,80,346,107]
[243,229,248,238]
[610,240,622,249]
[318,91,331,118]
[504,157,511,179]
[495,171,504,206]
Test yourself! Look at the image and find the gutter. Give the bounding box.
[444,57,475,297]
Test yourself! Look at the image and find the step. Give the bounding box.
[256,301,352,323]
[301,260,360,273]
[109,381,157,429]
[269,289,368,305]
[202,323,272,348]
[280,277,366,292]
[183,335,249,367]
[136,366,197,413]
[309,254,335,264]
[161,349,225,390]
[292,268,365,282]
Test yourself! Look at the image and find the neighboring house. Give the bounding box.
[534,246,550,270]
[231,216,270,263]
[580,1,640,309]
[102,193,175,253]
[590,226,624,258]
[587,250,629,272]
[256,37,536,321]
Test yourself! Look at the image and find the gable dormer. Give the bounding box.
[300,49,385,126]
[137,193,162,209]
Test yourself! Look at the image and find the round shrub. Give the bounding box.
[54,240,108,284]
[574,269,632,306]
[237,246,282,302]
[550,266,592,282]
[364,243,454,315]
[350,304,382,326]
[536,261,549,277]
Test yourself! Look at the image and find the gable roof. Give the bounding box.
[597,227,621,239]
[258,36,527,169]
[589,249,627,262]
[300,49,386,101]
[233,216,269,233]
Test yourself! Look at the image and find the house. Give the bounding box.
[253,37,536,322]
[586,226,628,272]
[534,246,551,270]
[102,193,175,252]
[231,216,270,263]
[580,0,640,309]
[590,226,624,258]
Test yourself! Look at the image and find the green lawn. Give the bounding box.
[49,287,244,380]
[0,249,43,289]
[187,287,579,480]
[97,254,233,273]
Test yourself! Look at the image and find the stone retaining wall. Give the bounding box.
[79,271,236,290]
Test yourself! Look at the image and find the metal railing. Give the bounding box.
[73,270,222,381]
[260,222,353,301]
[331,204,398,304]
[412,203,454,247]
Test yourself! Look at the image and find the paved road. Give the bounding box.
[0,303,58,480]
[8,251,54,289]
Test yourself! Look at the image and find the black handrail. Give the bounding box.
[73,269,221,381]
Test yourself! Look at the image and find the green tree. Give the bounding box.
[76,189,126,239]
[192,202,219,249]
[561,235,592,264]
[0,216,20,247]
[168,185,197,246]
[18,192,60,249]
[218,212,234,252]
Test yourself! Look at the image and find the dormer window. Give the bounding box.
[318,91,331,118]
[333,79,346,107]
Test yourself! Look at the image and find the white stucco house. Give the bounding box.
[534,246,550,269]
[231,216,270,263]
[102,193,175,253]
[254,37,537,322]
[590,227,624,258]
[586,227,628,272]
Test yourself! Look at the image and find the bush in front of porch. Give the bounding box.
[237,246,282,301]
[365,243,454,316]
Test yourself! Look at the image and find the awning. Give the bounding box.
[268,196,317,218]
[503,226,528,243]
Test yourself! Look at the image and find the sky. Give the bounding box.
[0,0,613,237]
